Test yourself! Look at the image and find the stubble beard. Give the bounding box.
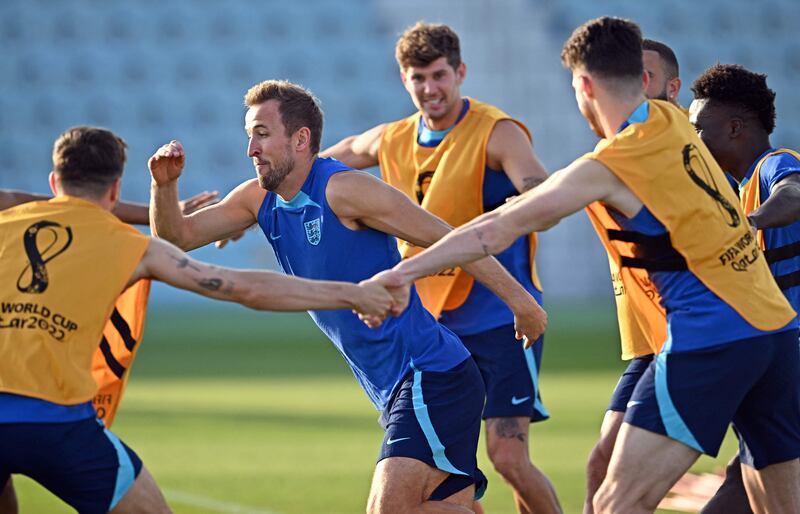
[257,154,295,191]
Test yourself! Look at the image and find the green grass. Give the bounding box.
[12,304,738,513]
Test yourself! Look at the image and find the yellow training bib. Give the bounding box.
[379,98,541,318]
[0,196,150,405]
[582,100,794,333]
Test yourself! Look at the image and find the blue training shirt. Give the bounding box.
[257,157,470,411]
[740,149,800,313]
[0,394,95,423]
[417,99,542,336]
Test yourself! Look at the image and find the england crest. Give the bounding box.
[304,218,321,245]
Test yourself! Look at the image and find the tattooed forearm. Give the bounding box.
[170,255,201,271]
[197,278,223,291]
[522,176,546,192]
[489,417,527,443]
[475,229,491,256]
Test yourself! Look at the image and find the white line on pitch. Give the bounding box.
[163,488,283,514]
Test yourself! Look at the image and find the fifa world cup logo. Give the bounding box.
[17,220,73,294]
[682,143,741,228]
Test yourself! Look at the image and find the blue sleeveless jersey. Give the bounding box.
[257,157,470,410]
[740,149,800,314]
[418,99,542,336]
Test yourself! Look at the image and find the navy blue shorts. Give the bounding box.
[459,324,549,421]
[0,417,142,513]
[607,354,654,412]
[379,357,488,500]
[625,329,800,469]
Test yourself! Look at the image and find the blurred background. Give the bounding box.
[1,1,796,512]
[3,0,797,304]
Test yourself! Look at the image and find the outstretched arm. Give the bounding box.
[320,124,385,169]
[149,140,259,250]
[391,158,640,281]
[327,172,548,342]
[0,190,48,210]
[748,174,800,230]
[112,191,220,225]
[0,189,222,229]
[129,238,394,316]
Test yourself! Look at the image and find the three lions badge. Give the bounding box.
[304,218,321,246]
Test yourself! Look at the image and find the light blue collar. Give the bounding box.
[617,101,649,134]
[275,190,320,210]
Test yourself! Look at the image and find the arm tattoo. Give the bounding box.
[197,278,223,291]
[489,417,527,443]
[170,255,201,271]
[475,229,491,256]
[522,176,545,192]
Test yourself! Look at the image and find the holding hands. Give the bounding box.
[354,270,412,328]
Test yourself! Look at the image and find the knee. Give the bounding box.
[488,444,527,485]
[594,481,658,514]
[366,491,380,514]
[593,482,622,514]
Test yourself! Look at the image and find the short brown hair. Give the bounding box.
[52,126,127,196]
[244,80,324,154]
[642,38,679,79]
[395,22,461,70]
[561,17,643,80]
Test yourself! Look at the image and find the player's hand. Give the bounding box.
[149,140,185,185]
[511,296,547,348]
[351,281,394,327]
[179,190,219,215]
[369,270,411,316]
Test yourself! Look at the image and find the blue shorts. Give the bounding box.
[0,416,142,513]
[460,324,549,421]
[379,357,488,500]
[607,354,654,412]
[625,329,800,469]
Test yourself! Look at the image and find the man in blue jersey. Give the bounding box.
[368,17,800,513]
[322,22,560,514]
[689,63,800,514]
[149,80,547,512]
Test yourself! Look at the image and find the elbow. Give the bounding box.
[152,224,194,251]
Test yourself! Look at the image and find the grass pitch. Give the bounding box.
[13,303,736,513]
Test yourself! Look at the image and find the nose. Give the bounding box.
[247,137,258,158]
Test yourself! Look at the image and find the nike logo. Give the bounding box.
[269,232,282,240]
[511,396,530,406]
[386,437,410,445]
[626,400,642,409]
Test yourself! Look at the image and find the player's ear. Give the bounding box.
[667,77,681,102]
[48,172,58,195]
[729,117,745,139]
[294,127,311,153]
[108,178,122,204]
[580,75,594,99]
[456,62,466,84]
